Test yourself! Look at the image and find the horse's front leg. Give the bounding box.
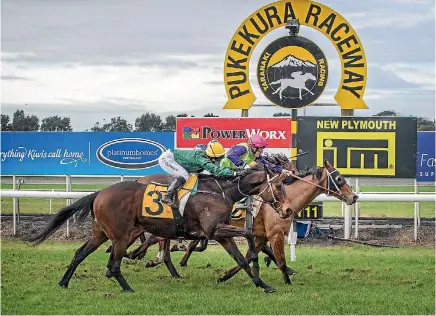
[212,224,274,293]
[128,234,161,260]
[268,231,296,284]
[179,238,208,267]
[217,235,266,282]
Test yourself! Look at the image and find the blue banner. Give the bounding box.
[416,131,435,182]
[0,132,174,175]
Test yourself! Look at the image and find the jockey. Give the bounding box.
[220,134,292,211]
[220,134,292,176]
[158,141,242,207]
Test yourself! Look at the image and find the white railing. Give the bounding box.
[2,189,434,263]
[1,190,435,201]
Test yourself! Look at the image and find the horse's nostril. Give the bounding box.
[353,195,359,202]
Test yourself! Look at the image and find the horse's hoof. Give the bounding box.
[216,278,223,284]
[264,287,276,294]
[287,268,297,276]
[105,270,113,279]
[173,274,182,279]
[179,262,187,267]
[264,257,271,267]
[58,282,68,288]
[145,262,154,268]
[122,288,134,293]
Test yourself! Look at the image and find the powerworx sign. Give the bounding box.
[223,0,367,110]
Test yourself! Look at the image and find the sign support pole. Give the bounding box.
[12,175,16,236]
[341,109,354,239]
[241,109,249,117]
[291,109,298,163]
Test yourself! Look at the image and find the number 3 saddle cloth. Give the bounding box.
[141,175,198,219]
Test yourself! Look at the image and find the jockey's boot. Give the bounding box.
[162,176,186,207]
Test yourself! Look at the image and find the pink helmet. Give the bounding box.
[248,134,268,149]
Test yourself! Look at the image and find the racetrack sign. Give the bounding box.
[223,0,367,110]
[416,132,435,182]
[257,36,328,109]
[296,117,417,178]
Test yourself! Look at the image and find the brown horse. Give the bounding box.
[28,167,291,293]
[126,159,358,284]
[111,153,299,264]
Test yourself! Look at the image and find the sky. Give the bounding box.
[1,0,435,131]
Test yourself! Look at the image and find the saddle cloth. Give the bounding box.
[231,195,263,221]
[141,175,198,219]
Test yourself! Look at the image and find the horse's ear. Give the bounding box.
[324,160,333,170]
[316,167,323,180]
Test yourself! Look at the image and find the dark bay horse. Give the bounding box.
[128,159,358,284]
[107,153,299,265]
[28,168,291,293]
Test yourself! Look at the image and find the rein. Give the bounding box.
[288,168,346,201]
[237,173,282,210]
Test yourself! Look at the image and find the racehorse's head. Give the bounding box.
[321,160,358,205]
[238,167,291,216]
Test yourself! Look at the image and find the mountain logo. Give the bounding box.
[257,36,329,109]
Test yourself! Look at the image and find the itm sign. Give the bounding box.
[223,0,367,110]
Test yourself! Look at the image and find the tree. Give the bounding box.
[204,113,219,117]
[417,117,435,131]
[176,113,188,117]
[11,109,39,131]
[273,112,291,117]
[135,113,163,131]
[90,122,104,132]
[373,110,398,116]
[1,114,13,131]
[163,115,176,131]
[40,115,72,131]
[90,117,133,132]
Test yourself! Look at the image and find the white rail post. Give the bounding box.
[120,175,124,182]
[49,190,53,214]
[12,175,16,236]
[344,205,352,239]
[66,175,71,237]
[414,179,420,227]
[355,178,360,239]
[344,178,352,239]
[413,179,418,242]
[288,221,297,262]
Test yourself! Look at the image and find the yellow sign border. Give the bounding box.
[223,0,368,110]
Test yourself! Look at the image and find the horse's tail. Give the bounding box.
[76,190,100,221]
[270,79,282,85]
[27,191,99,245]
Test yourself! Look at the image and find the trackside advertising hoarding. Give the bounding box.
[176,118,292,148]
[0,132,174,175]
[416,131,435,182]
[297,117,417,178]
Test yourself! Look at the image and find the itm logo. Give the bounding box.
[316,132,396,176]
[257,36,328,109]
[182,127,200,139]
